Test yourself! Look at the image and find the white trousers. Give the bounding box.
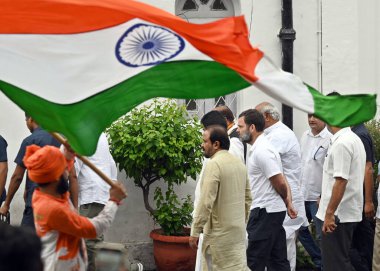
[286,232,297,271]
[195,233,204,271]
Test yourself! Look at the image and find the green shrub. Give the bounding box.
[107,99,203,235]
[365,119,380,162]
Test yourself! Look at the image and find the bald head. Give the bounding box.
[255,102,280,128]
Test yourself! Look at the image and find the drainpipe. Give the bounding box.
[278,0,296,130]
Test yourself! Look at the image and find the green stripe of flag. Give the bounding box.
[0,60,250,155]
[308,85,377,127]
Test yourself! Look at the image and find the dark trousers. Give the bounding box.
[350,214,375,271]
[246,208,290,271]
[21,206,35,230]
[317,217,357,271]
[298,201,322,269]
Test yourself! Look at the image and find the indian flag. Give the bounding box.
[0,0,376,155]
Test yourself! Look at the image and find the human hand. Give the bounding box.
[322,213,337,234]
[364,201,375,220]
[62,142,76,161]
[189,236,199,250]
[287,203,298,219]
[109,181,127,204]
[0,204,9,216]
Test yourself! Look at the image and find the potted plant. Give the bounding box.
[107,99,203,271]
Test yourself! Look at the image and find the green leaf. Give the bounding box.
[107,99,201,236]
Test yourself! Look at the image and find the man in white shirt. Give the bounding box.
[315,124,366,270]
[255,102,307,271]
[213,105,247,163]
[298,114,331,270]
[75,132,117,271]
[237,109,297,271]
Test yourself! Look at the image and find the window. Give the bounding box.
[176,0,235,20]
[182,0,198,11]
[175,0,240,118]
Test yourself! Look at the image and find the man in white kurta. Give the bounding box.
[213,105,247,163]
[256,102,307,271]
[190,125,251,271]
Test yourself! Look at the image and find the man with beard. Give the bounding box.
[190,125,251,271]
[237,109,297,271]
[24,144,127,271]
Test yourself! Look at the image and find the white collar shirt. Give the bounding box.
[263,121,303,200]
[227,123,246,164]
[300,127,332,201]
[75,133,117,206]
[316,128,365,223]
[264,121,308,234]
[247,134,286,213]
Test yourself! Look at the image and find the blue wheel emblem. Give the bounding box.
[116,24,185,67]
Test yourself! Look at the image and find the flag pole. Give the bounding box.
[51,132,117,188]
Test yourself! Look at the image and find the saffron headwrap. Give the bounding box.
[23,145,67,184]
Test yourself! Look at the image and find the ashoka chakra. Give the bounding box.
[115,24,185,67]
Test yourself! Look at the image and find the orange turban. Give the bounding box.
[23,145,67,184]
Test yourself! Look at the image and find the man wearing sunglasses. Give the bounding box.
[298,114,331,270]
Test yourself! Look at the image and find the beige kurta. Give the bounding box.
[191,150,252,271]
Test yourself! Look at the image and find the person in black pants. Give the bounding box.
[350,123,376,271]
[0,135,8,207]
[237,109,297,271]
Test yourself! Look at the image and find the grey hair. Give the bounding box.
[258,103,281,121]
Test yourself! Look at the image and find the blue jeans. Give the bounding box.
[298,201,322,269]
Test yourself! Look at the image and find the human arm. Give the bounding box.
[190,161,220,245]
[0,165,25,215]
[68,166,79,209]
[245,175,252,223]
[49,181,126,238]
[323,177,347,233]
[0,137,8,200]
[363,161,375,219]
[0,162,7,200]
[270,173,297,219]
[356,133,375,219]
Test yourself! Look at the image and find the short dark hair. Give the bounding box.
[214,105,234,123]
[206,125,230,150]
[239,109,265,132]
[327,91,341,96]
[201,111,227,129]
[0,223,43,271]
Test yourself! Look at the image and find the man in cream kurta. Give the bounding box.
[190,125,251,271]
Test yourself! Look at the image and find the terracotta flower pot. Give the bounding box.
[150,228,196,271]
